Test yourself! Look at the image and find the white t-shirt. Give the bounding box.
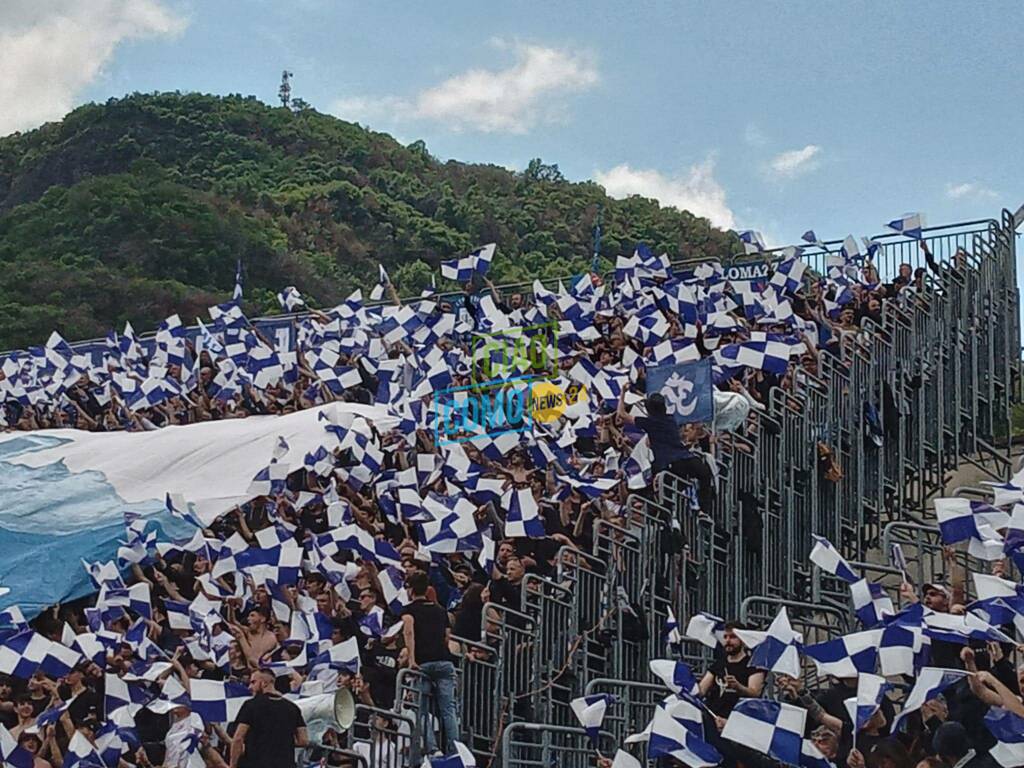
[164,712,205,768]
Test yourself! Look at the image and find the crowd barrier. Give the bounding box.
[383,210,1021,766]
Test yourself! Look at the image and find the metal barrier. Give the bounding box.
[583,678,672,746]
[500,723,615,768]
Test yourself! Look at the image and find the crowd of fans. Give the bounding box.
[0,235,1018,768]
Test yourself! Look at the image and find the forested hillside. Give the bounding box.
[0,92,735,349]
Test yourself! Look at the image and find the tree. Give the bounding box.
[524,158,565,183]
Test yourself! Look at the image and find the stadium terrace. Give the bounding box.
[0,210,1023,768]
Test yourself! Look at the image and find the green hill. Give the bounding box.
[0,92,736,349]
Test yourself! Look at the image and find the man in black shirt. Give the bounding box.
[229,669,308,768]
[698,622,765,719]
[401,572,461,755]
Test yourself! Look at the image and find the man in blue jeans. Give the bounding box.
[400,572,460,755]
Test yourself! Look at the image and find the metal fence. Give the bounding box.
[429,210,1019,767]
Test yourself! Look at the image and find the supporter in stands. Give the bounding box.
[616,387,716,512]
[698,623,764,721]
[400,572,460,756]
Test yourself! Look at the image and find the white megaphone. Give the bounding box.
[296,688,356,744]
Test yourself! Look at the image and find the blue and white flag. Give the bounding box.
[850,674,891,731]
[800,740,836,768]
[569,694,615,745]
[646,359,714,425]
[737,230,766,255]
[277,286,306,312]
[232,259,244,301]
[64,731,105,768]
[684,612,724,649]
[190,679,251,723]
[441,243,496,282]
[885,213,925,240]
[801,230,827,250]
[503,487,545,538]
[891,667,970,732]
[310,636,361,678]
[713,336,797,376]
[722,699,806,767]
[850,578,894,628]
[0,629,82,679]
[664,608,682,646]
[802,630,880,678]
[0,723,33,768]
[985,707,1024,768]
[934,498,1008,560]
[649,659,700,695]
[769,258,807,295]
[809,535,859,584]
[1004,504,1024,572]
[922,609,1014,646]
[369,264,390,301]
[648,706,722,768]
[735,607,802,678]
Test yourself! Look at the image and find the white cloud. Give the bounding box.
[945,181,997,200]
[744,123,768,146]
[333,40,598,134]
[593,157,736,230]
[767,144,822,179]
[0,1,187,137]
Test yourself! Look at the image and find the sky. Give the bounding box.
[1,0,1022,249]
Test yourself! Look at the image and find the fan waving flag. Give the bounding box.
[809,535,859,584]
[646,359,714,425]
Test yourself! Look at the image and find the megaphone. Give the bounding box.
[296,688,356,743]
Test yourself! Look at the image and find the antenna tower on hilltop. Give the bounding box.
[279,70,294,108]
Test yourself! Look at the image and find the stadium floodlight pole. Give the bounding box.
[591,204,603,273]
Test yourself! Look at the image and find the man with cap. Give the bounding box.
[900,576,963,668]
[932,722,996,768]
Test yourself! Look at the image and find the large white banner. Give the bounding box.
[0,403,396,615]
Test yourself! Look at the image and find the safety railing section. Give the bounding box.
[385,211,1019,766]
[501,723,616,768]
[583,678,673,746]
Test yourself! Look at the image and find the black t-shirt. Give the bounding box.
[235,693,306,768]
[704,654,758,717]
[453,605,483,642]
[400,600,450,664]
[362,644,401,708]
[634,415,692,472]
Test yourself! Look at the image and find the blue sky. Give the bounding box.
[3,0,1021,247]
